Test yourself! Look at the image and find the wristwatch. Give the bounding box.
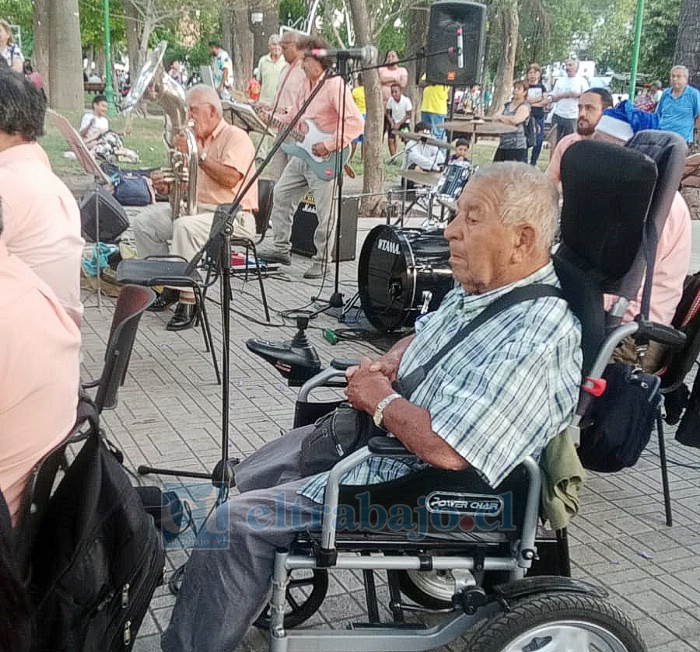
[373,393,402,428]
[198,151,208,164]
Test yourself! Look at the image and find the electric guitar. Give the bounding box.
[258,110,350,181]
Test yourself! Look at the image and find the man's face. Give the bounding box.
[280,37,297,63]
[303,56,324,81]
[455,144,469,159]
[209,46,218,57]
[391,86,401,102]
[270,42,282,58]
[444,178,520,294]
[94,100,108,117]
[671,68,688,92]
[565,61,578,77]
[577,92,605,136]
[187,100,218,139]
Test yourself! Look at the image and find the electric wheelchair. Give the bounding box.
[247,132,689,652]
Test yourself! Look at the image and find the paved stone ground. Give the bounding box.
[78,213,700,652]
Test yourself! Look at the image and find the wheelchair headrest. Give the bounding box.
[559,139,657,292]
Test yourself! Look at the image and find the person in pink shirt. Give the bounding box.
[379,50,408,142]
[546,87,613,184]
[593,109,692,371]
[0,69,84,328]
[260,30,307,180]
[0,203,81,525]
[257,37,364,280]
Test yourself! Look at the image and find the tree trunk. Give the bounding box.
[348,0,384,216]
[33,0,51,96]
[49,0,84,110]
[221,3,234,58]
[487,2,518,117]
[124,0,142,83]
[229,0,254,92]
[405,1,430,117]
[252,0,280,70]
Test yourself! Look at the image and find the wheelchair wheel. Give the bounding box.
[397,569,454,609]
[465,591,647,652]
[253,568,328,630]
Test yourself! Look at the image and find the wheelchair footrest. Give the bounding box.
[347,623,429,631]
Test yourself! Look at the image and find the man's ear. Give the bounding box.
[511,224,537,264]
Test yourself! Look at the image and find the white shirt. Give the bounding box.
[79,111,109,144]
[214,50,233,88]
[387,95,413,125]
[551,75,589,119]
[405,140,441,170]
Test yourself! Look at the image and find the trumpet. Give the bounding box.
[124,42,198,220]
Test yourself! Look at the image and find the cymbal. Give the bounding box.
[397,169,441,186]
[393,130,455,150]
[439,120,517,134]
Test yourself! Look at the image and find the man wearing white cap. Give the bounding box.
[594,105,692,371]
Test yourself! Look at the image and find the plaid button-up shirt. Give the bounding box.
[299,262,582,504]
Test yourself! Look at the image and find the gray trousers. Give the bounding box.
[268,156,335,262]
[161,425,322,652]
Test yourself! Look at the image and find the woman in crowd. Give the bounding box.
[526,64,548,165]
[494,79,531,163]
[0,19,23,73]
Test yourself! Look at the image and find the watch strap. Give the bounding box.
[374,393,402,428]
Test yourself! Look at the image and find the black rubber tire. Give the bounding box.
[465,591,648,652]
[253,569,329,630]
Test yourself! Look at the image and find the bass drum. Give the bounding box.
[359,226,453,332]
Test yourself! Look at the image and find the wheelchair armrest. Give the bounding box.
[144,255,188,262]
[635,320,687,349]
[330,358,361,371]
[367,436,413,457]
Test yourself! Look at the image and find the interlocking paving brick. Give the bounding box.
[74,220,700,650]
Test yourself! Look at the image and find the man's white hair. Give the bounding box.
[671,65,689,77]
[268,34,281,46]
[186,84,223,117]
[471,162,560,250]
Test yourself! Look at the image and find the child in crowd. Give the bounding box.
[449,138,471,163]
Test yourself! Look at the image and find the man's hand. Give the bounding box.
[312,142,330,157]
[345,357,394,415]
[151,170,170,195]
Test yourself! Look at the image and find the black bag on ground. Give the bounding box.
[299,403,381,477]
[578,362,661,472]
[80,187,129,243]
[29,406,165,652]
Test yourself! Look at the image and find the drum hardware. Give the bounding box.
[419,290,434,315]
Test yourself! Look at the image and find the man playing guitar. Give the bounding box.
[257,37,363,280]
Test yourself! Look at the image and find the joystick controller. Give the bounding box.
[246,315,322,386]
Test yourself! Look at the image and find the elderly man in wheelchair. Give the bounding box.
[163,144,687,651]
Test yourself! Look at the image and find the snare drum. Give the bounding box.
[358,225,454,332]
[435,161,473,204]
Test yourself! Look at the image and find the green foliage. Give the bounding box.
[280,0,307,27]
[0,0,33,53]
[79,0,126,48]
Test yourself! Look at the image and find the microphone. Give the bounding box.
[456,27,464,69]
[306,46,378,65]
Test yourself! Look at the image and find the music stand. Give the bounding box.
[47,109,114,309]
[220,99,272,135]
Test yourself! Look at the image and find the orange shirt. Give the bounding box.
[0,242,80,524]
[196,119,258,211]
[285,73,364,152]
[0,142,84,327]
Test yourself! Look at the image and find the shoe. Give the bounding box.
[147,288,179,312]
[166,303,198,331]
[256,247,292,266]
[303,263,324,280]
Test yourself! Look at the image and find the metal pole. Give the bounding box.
[103,0,116,115]
[629,0,644,99]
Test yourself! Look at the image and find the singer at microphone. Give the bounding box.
[306,46,378,65]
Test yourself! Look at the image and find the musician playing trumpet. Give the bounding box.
[131,85,258,331]
[256,37,363,280]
